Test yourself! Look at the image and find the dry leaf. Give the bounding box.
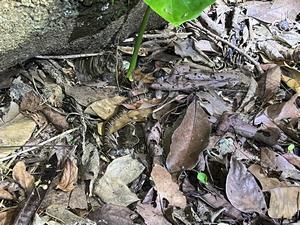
[248,164,290,191]
[266,93,300,122]
[88,204,135,225]
[57,158,78,192]
[136,202,172,225]
[166,100,211,172]
[94,155,145,206]
[0,189,13,200]
[268,187,300,219]
[0,209,16,225]
[261,148,296,171]
[41,107,69,131]
[0,114,36,158]
[85,96,126,119]
[226,158,267,213]
[281,66,300,93]
[151,164,186,208]
[12,161,35,191]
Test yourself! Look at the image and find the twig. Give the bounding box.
[188,21,264,75]
[35,52,104,59]
[0,127,79,162]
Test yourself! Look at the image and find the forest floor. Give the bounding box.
[0,0,300,224]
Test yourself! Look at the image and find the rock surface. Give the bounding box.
[0,0,164,72]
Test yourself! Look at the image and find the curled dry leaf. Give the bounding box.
[56,158,78,192]
[12,161,35,191]
[151,164,186,208]
[166,100,211,172]
[226,158,267,214]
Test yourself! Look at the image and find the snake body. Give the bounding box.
[102,92,153,152]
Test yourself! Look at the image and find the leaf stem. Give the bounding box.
[126,5,151,81]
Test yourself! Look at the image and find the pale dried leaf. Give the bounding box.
[268,187,300,219]
[151,164,186,208]
[0,114,36,158]
[0,189,13,200]
[46,205,96,225]
[12,161,35,191]
[166,100,211,172]
[84,96,126,119]
[94,155,145,206]
[226,158,267,213]
[56,158,78,192]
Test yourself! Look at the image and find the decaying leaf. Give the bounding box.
[226,158,267,213]
[248,164,290,191]
[68,183,88,210]
[94,155,145,206]
[41,107,69,131]
[56,158,78,192]
[136,202,172,225]
[46,205,96,225]
[0,114,36,158]
[268,187,300,219]
[261,148,296,171]
[88,204,135,225]
[166,99,211,172]
[12,161,35,191]
[0,209,16,225]
[281,66,300,93]
[151,164,186,208]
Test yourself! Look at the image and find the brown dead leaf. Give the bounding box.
[268,187,300,219]
[226,158,267,213]
[243,0,300,23]
[283,153,300,169]
[266,93,300,123]
[258,65,281,101]
[41,107,69,131]
[56,158,78,192]
[12,161,34,191]
[0,208,16,225]
[281,66,300,93]
[20,91,42,113]
[88,204,135,225]
[166,100,211,172]
[261,148,296,171]
[0,189,13,200]
[151,164,186,208]
[248,164,290,191]
[136,202,172,225]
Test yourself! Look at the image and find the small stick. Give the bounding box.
[188,21,264,75]
[0,127,79,162]
[35,52,104,59]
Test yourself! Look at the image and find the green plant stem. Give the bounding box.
[126,6,151,81]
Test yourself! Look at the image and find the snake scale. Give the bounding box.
[102,92,154,152]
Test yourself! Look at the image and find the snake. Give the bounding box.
[102,92,154,152]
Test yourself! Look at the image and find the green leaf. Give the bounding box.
[143,0,215,26]
[197,172,208,184]
[288,144,295,153]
